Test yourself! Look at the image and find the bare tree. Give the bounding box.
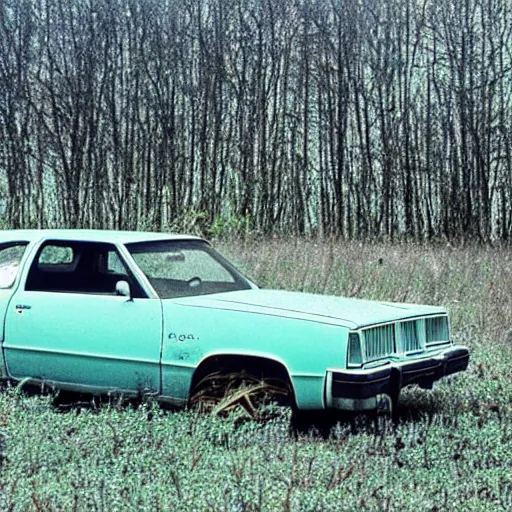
[0,0,511,240]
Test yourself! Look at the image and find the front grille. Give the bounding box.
[363,324,395,361]
[360,315,450,363]
[425,316,450,346]
[401,320,422,353]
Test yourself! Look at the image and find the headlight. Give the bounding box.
[347,332,363,367]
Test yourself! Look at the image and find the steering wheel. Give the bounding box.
[187,276,202,288]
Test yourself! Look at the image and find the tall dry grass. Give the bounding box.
[217,237,512,343]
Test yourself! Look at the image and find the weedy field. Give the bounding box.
[1,239,512,511]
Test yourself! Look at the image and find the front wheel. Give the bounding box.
[190,370,292,420]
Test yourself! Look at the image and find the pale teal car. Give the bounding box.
[0,230,469,413]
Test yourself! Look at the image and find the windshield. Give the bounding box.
[125,240,252,299]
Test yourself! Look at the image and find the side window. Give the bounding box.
[39,245,74,265]
[25,241,144,297]
[0,243,28,289]
[107,251,128,275]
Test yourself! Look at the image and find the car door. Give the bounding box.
[0,242,31,377]
[3,239,162,394]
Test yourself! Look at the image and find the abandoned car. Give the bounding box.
[0,230,469,413]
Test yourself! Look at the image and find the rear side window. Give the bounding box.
[39,245,74,265]
[0,243,28,289]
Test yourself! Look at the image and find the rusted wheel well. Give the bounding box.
[189,354,295,407]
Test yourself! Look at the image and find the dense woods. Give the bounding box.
[0,0,511,240]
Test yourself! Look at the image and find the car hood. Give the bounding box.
[173,289,446,329]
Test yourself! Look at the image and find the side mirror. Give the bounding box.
[115,280,132,300]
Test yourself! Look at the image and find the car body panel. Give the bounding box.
[0,229,203,246]
[0,290,13,379]
[160,298,349,408]
[3,291,162,392]
[172,289,447,329]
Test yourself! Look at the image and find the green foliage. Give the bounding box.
[1,239,512,510]
[164,209,208,238]
[0,216,12,231]
[208,209,253,239]
[140,207,253,240]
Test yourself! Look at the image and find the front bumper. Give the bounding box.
[325,346,469,411]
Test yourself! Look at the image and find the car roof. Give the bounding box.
[0,229,204,245]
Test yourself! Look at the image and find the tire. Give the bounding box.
[190,369,292,420]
